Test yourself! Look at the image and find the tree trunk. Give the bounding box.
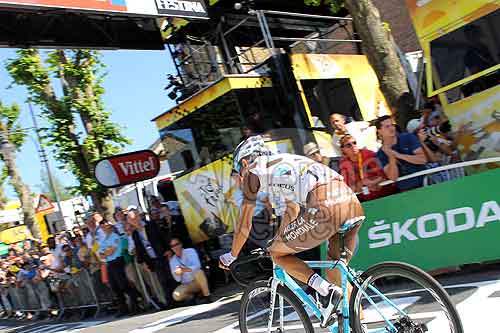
[2,150,39,239]
[344,0,415,127]
[0,187,6,210]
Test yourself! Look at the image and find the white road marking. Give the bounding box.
[130,295,242,333]
[455,280,500,333]
[3,320,108,333]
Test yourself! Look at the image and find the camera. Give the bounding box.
[423,120,452,137]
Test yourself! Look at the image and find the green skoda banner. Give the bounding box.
[350,168,500,271]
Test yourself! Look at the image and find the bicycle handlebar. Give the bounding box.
[229,248,272,287]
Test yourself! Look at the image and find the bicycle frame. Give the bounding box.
[269,259,408,333]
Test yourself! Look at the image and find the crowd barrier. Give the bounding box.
[0,259,169,319]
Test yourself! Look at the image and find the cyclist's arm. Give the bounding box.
[230,172,260,257]
[260,195,274,223]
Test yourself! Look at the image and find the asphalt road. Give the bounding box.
[1,266,499,333]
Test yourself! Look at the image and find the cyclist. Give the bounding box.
[219,135,365,326]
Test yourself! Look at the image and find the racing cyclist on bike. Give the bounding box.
[219,135,365,326]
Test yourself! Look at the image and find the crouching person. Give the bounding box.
[168,239,211,304]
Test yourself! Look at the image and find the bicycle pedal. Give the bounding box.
[320,312,338,328]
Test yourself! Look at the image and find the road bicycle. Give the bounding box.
[230,221,464,333]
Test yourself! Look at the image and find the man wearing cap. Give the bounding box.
[303,142,327,164]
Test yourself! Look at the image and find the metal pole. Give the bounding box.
[28,103,65,226]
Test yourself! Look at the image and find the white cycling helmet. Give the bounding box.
[232,135,272,174]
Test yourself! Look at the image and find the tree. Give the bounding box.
[6,50,130,220]
[0,101,39,237]
[38,172,72,202]
[305,0,415,126]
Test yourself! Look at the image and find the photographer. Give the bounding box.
[408,108,465,184]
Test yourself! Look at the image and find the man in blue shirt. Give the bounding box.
[374,116,427,191]
[168,238,211,304]
[99,222,142,317]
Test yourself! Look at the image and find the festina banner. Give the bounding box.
[94,150,161,188]
[0,0,208,18]
[155,0,207,18]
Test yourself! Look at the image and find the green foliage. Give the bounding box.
[0,101,26,149]
[304,0,345,13]
[0,101,27,204]
[6,49,130,197]
[37,172,72,202]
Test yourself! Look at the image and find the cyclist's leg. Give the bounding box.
[326,224,361,299]
[268,193,342,284]
[268,202,315,283]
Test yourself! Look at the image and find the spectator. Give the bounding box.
[72,226,84,238]
[303,142,331,166]
[127,208,177,308]
[98,223,142,317]
[339,135,396,201]
[62,244,81,274]
[47,237,64,272]
[375,115,427,191]
[168,238,211,304]
[0,263,12,318]
[328,113,379,157]
[84,212,105,253]
[112,209,127,235]
[409,116,465,185]
[164,204,192,248]
[155,204,173,239]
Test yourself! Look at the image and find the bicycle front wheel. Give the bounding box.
[239,280,315,333]
[349,262,463,333]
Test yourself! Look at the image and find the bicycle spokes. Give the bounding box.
[354,275,457,333]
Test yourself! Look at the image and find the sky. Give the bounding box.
[0,48,177,200]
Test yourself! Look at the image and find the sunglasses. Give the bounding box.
[341,141,357,149]
[170,242,181,248]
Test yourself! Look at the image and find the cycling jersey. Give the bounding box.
[248,153,343,206]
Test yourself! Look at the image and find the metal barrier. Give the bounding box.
[3,257,176,319]
[4,269,114,318]
[55,270,101,318]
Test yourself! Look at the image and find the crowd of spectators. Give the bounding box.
[0,197,212,320]
[304,99,466,201]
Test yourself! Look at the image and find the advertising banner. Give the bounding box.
[444,84,500,168]
[405,0,498,40]
[173,157,239,243]
[155,0,207,18]
[0,0,209,18]
[351,168,500,271]
[0,226,33,245]
[94,150,160,188]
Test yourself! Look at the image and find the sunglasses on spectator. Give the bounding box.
[170,242,181,248]
[341,141,357,149]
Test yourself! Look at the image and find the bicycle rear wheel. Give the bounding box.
[349,262,463,333]
[239,280,315,333]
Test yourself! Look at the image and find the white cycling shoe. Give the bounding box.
[319,286,343,328]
